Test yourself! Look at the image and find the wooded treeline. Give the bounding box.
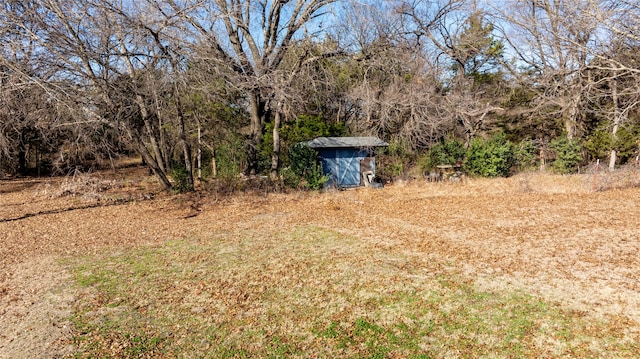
[1,0,639,190]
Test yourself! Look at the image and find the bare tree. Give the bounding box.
[1,0,201,188]
[497,0,601,140]
[327,0,449,149]
[152,0,340,176]
[588,1,640,168]
[400,0,507,146]
[112,1,197,189]
[347,44,452,149]
[0,1,72,175]
[498,0,640,167]
[584,42,640,169]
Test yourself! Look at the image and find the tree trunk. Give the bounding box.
[247,91,266,175]
[18,131,26,174]
[211,145,217,179]
[565,94,581,140]
[135,136,173,190]
[609,77,621,171]
[270,108,282,179]
[204,142,218,178]
[18,146,26,175]
[36,144,40,177]
[152,86,171,171]
[197,121,202,180]
[136,94,167,174]
[174,85,194,191]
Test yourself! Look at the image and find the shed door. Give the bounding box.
[336,149,360,187]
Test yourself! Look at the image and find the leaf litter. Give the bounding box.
[1,170,640,357]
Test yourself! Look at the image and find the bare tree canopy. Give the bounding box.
[151,0,340,175]
[1,0,639,181]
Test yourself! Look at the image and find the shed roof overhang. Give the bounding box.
[305,136,389,149]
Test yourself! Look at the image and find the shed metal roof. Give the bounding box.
[305,136,388,149]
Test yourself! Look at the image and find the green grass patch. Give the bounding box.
[65,226,640,358]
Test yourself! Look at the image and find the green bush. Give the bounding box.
[283,143,328,190]
[549,136,583,174]
[377,139,414,180]
[613,124,640,164]
[205,137,247,193]
[584,127,613,161]
[584,124,640,165]
[170,166,193,193]
[215,137,246,179]
[419,136,466,174]
[464,133,515,177]
[515,139,538,170]
[281,114,347,145]
[261,114,347,174]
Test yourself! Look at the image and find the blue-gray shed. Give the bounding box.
[305,137,388,188]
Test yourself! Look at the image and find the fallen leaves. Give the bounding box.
[2,170,640,357]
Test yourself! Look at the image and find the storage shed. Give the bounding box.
[305,136,388,188]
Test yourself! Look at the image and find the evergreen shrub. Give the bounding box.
[515,139,538,170]
[549,136,583,174]
[419,136,466,174]
[464,133,515,177]
[283,143,328,190]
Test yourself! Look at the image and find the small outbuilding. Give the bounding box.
[305,136,388,188]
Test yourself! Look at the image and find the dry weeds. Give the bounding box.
[1,168,640,357]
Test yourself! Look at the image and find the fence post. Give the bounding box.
[592,159,599,192]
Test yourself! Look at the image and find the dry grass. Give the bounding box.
[585,163,640,192]
[65,227,638,358]
[2,169,640,357]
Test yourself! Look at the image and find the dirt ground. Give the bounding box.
[1,168,640,357]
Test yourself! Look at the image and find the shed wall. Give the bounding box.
[319,149,375,187]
